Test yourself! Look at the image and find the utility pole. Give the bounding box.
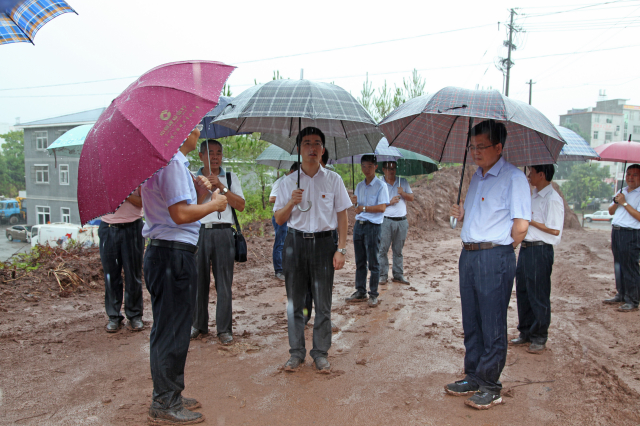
[499,8,521,97]
[526,79,536,105]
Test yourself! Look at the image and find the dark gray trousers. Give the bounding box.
[283,231,336,360]
[98,219,144,321]
[192,226,235,335]
[612,228,640,307]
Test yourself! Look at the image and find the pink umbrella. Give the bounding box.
[77,60,235,224]
[594,135,640,193]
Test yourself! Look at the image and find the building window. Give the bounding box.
[37,206,51,224]
[564,117,572,124]
[35,131,48,150]
[605,132,613,142]
[594,114,599,123]
[634,126,640,134]
[606,117,613,124]
[35,165,49,183]
[59,164,69,185]
[593,131,599,140]
[616,125,621,132]
[61,208,71,223]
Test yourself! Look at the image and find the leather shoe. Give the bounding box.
[182,396,201,410]
[392,276,410,285]
[509,336,529,346]
[284,356,304,372]
[314,356,331,372]
[275,272,285,281]
[105,318,122,333]
[618,303,639,312]
[130,317,144,331]
[368,295,379,307]
[219,332,233,345]
[526,343,545,354]
[148,406,204,425]
[379,276,388,284]
[603,295,624,304]
[190,327,207,340]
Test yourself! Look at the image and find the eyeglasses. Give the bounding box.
[467,144,496,152]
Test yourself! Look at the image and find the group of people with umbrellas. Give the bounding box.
[70,59,640,422]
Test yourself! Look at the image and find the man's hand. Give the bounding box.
[615,192,626,205]
[450,204,464,220]
[194,175,212,196]
[333,251,345,270]
[207,174,222,190]
[350,195,357,205]
[397,186,405,196]
[290,189,304,206]
[390,195,401,205]
[209,189,227,212]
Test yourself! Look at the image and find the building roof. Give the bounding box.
[560,110,622,117]
[16,108,106,128]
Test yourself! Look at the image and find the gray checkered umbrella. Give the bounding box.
[379,86,566,228]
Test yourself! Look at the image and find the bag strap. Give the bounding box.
[227,172,242,234]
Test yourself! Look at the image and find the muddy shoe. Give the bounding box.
[444,379,479,396]
[509,336,529,346]
[368,295,379,307]
[392,276,410,285]
[147,406,205,425]
[603,295,623,304]
[283,356,304,372]
[618,303,639,312]
[130,317,144,331]
[190,327,207,340]
[526,343,545,354]
[105,318,122,333]
[275,272,285,281]
[464,391,503,410]
[219,332,234,345]
[379,276,388,284]
[346,291,367,303]
[181,397,201,410]
[314,356,331,373]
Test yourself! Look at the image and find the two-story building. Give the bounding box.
[16,108,105,224]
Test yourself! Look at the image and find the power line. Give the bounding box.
[521,0,640,17]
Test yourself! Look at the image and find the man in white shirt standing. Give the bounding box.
[191,139,245,345]
[378,160,414,285]
[269,163,299,281]
[604,164,640,312]
[511,164,564,354]
[274,127,351,373]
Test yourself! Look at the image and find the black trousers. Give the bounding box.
[284,232,336,360]
[192,226,235,335]
[515,244,554,345]
[144,245,196,410]
[98,219,144,321]
[304,229,338,323]
[612,228,640,307]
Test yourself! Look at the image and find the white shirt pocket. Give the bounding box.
[319,192,334,213]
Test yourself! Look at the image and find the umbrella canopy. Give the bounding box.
[332,138,402,165]
[379,86,565,167]
[77,60,235,224]
[556,125,599,162]
[0,0,76,45]
[594,137,640,163]
[199,96,250,139]
[373,138,439,176]
[256,144,300,169]
[214,79,383,160]
[47,124,91,157]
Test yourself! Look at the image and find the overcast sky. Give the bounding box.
[1,0,639,131]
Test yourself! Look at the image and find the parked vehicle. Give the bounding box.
[5,224,33,242]
[30,223,99,248]
[0,197,26,224]
[584,211,614,222]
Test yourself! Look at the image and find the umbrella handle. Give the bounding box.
[450,216,457,229]
[297,201,312,212]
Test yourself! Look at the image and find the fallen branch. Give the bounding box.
[14,411,48,423]
[511,379,555,388]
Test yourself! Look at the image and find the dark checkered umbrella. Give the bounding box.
[379,86,566,228]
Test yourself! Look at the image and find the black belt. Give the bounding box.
[386,216,406,221]
[613,225,638,231]
[106,218,142,228]
[462,242,511,251]
[201,223,231,229]
[521,241,551,248]
[288,229,332,239]
[357,220,380,225]
[149,239,198,253]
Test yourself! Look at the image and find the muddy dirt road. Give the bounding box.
[1,223,639,425]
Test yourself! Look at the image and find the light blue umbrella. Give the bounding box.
[47,124,91,165]
[555,125,599,162]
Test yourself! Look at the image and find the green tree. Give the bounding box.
[0,130,25,197]
[561,162,613,209]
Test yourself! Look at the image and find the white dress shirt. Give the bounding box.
[611,186,640,229]
[524,184,564,245]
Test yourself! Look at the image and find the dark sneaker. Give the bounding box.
[509,336,529,346]
[105,318,122,333]
[392,276,410,285]
[130,317,144,331]
[526,343,545,354]
[147,406,205,424]
[368,295,379,307]
[275,272,285,281]
[219,332,234,345]
[444,379,479,396]
[603,295,623,304]
[464,391,503,410]
[283,356,304,372]
[314,356,331,373]
[345,291,367,303]
[182,397,201,410]
[190,327,207,340]
[618,303,639,312]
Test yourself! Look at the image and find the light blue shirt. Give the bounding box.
[460,157,531,245]
[141,151,200,245]
[380,176,413,218]
[355,176,390,224]
[611,186,640,229]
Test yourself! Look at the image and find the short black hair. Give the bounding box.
[296,126,325,147]
[469,120,508,149]
[289,162,300,172]
[531,164,555,182]
[361,154,377,164]
[200,139,222,153]
[627,164,640,173]
[321,149,329,166]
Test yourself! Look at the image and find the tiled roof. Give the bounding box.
[17,108,106,127]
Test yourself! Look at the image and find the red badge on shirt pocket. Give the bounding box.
[482,197,485,201]
[322,194,326,198]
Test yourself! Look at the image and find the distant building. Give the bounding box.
[15,108,105,224]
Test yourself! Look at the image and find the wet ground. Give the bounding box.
[1,224,639,425]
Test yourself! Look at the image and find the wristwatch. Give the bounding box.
[623,202,628,207]
[362,206,367,212]
[337,248,347,255]
[221,187,228,194]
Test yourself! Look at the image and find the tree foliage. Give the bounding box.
[357,69,426,121]
[0,130,25,197]
[561,162,613,209]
